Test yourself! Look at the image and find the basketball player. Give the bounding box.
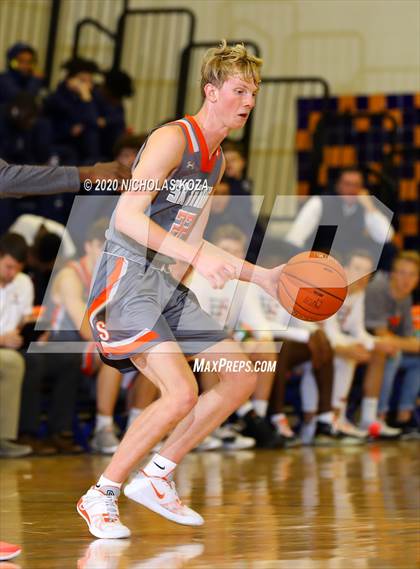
[77,41,284,539]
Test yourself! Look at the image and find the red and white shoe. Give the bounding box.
[124,471,204,526]
[363,420,401,440]
[0,541,21,561]
[77,486,131,539]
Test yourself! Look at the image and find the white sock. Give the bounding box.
[300,369,319,413]
[338,405,347,423]
[236,401,254,417]
[253,399,268,418]
[95,414,113,432]
[127,407,142,428]
[300,417,317,444]
[143,453,177,478]
[360,397,378,426]
[96,474,122,489]
[317,411,334,425]
[271,412,285,424]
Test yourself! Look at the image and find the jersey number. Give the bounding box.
[170,210,197,239]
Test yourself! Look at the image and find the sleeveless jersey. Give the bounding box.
[106,115,224,263]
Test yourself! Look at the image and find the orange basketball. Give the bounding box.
[277,251,348,322]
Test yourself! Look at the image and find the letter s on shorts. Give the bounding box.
[96,320,110,342]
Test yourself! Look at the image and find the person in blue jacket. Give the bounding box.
[0,42,44,106]
[0,93,53,165]
[44,57,100,165]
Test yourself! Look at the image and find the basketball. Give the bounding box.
[277,251,348,321]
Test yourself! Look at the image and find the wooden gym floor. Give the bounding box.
[0,444,419,568]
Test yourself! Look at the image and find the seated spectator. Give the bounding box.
[0,42,44,106]
[285,167,394,265]
[94,69,134,160]
[0,93,53,164]
[189,224,279,449]
[44,57,100,164]
[10,213,76,259]
[17,222,112,454]
[204,176,263,262]
[366,252,420,438]
[303,250,397,441]
[0,233,32,457]
[255,252,339,446]
[49,218,122,455]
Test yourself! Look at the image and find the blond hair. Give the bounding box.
[392,251,420,273]
[201,40,263,96]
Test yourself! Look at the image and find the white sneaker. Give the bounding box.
[363,420,401,439]
[271,415,302,448]
[194,435,223,451]
[213,425,255,450]
[77,485,131,539]
[124,471,204,526]
[337,420,367,440]
[90,427,120,454]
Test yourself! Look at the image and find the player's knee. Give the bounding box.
[167,384,198,419]
[222,369,258,402]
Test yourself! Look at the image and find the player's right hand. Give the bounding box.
[1,330,23,349]
[192,250,237,289]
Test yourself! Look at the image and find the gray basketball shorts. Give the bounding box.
[87,249,228,373]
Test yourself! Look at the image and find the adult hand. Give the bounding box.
[343,343,371,363]
[308,328,333,369]
[67,77,92,102]
[374,336,399,356]
[0,330,23,349]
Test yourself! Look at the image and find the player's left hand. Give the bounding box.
[259,264,285,300]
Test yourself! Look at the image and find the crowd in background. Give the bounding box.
[0,42,419,459]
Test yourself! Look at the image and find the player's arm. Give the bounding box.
[54,268,92,341]
[182,159,283,294]
[115,127,236,288]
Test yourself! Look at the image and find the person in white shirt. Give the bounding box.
[0,232,33,457]
[189,224,283,449]
[10,213,76,259]
[301,250,398,440]
[286,167,394,265]
[254,259,345,445]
